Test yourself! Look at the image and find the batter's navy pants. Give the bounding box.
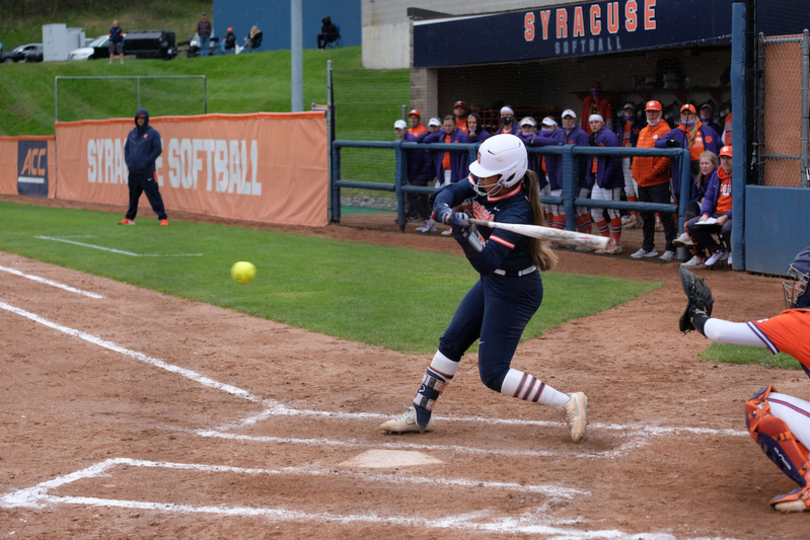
[439,272,543,391]
[126,172,167,220]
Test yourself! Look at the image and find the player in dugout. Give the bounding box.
[380,134,589,442]
[683,247,810,512]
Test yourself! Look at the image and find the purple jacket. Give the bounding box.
[654,123,722,195]
[701,168,733,219]
[522,129,566,191]
[586,127,623,189]
[423,129,470,183]
[494,124,520,135]
[403,132,434,183]
[563,126,590,190]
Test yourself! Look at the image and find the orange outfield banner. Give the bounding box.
[54,112,328,226]
[0,136,57,199]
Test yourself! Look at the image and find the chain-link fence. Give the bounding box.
[757,31,809,188]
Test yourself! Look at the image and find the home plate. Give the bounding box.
[338,450,444,468]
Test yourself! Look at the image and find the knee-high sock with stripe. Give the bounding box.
[611,216,623,244]
[413,350,459,428]
[500,368,569,409]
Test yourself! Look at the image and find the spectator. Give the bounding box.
[465,112,490,143]
[427,117,441,134]
[422,115,470,236]
[523,117,566,238]
[721,112,733,147]
[317,16,339,50]
[245,25,263,53]
[676,150,718,269]
[109,20,124,65]
[615,102,645,229]
[518,117,540,173]
[407,109,426,137]
[699,102,724,137]
[587,114,624,254]
[655,103,722,200]
[197,13,212,57]
[120,110,167,226]
[685,146,733,267]
[581,80,614,133]
[221,27,237,54]
[422,115,470,187]
[395,120,433,228]
[452,101,468,133]
[495,106,519,135]
[561,109,593,236]
[630,100,678,262]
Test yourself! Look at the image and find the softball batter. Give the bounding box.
[684,247,810,511]
[380,134,589,442]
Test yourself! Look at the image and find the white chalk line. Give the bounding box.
[195,428,651,459]
[0,301,261,403]
[0,264,103,299]
[220,401,748,439]
[0,458,740,540]
[1,300,744,461]
[35,236,202,257]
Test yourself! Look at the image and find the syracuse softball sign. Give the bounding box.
[54,112,328,227]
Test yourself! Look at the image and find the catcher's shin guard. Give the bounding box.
[412,350,459,428]
[746,386,810,488]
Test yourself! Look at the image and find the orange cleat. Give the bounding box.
[159,219,168,226]
[118,218,135,225]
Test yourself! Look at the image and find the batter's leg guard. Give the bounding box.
[412,350,459,428]
[745,386,810,511]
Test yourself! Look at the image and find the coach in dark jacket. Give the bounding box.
[121,109,168,225]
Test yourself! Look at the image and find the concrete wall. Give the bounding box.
[361,0,560,69]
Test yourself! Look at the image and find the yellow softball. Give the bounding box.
[231,261,256,283]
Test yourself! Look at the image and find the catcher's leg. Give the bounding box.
[746,386,810,511]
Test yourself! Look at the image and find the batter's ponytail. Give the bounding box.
[523,170,558,272]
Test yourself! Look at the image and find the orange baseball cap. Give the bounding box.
[408,109,421,117]
[719,146,733,157]
[453,100,467,109]
[680,103,697,114]
[645,100,662,112]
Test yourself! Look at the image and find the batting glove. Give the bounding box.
[433,204,452,224]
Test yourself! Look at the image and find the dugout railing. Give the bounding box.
[331,140,690,236]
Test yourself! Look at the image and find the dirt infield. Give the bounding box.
[1,195,806,539]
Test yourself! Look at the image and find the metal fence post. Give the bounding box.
[137,77,141,110]
[394,139,405,231]
[203,75,207,115]
[802,29,809,188]
[562,146,576,231]
[330,142,342,223]
[54,77,59,122]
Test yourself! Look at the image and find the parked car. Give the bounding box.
[67,35,111,61]
[67,31,176,61]
[124,30,177,60]
[1,43,44,63]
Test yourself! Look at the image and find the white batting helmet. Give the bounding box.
[469,134,528,196]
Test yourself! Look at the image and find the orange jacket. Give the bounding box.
[631,121,671,187]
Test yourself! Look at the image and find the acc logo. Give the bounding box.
[17,140,48,198]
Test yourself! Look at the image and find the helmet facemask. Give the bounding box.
[783,263,810,309]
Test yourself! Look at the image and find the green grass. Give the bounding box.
[1,1,212,53]
[0,45,406,189]
[0,201,659,354]
[699,343,802,370]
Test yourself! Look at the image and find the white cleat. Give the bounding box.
[561,392,589,442]
[380,405,434,434]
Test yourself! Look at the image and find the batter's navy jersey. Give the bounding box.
[434,175,534,275]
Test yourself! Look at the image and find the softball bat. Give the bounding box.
[468,218,611,251]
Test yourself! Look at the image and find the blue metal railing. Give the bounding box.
[331,139,691,234]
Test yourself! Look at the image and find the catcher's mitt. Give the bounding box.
[678,266,714,333]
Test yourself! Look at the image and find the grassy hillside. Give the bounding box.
[0,44,409,185]
[0,1,211,53]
